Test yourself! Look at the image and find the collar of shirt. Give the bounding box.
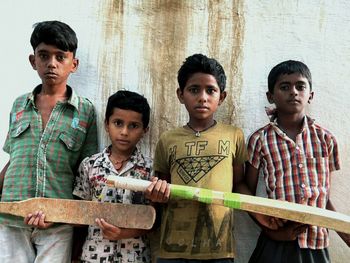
[93,146,147,172]
[25,85,80,111]
[265,106,315,138]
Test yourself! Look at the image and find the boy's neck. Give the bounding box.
[110,147,135,161]
[276,112,305,140]
[40,83,68,97]
[187,118,216,131]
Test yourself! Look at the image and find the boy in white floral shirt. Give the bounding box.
[73,90,153,263]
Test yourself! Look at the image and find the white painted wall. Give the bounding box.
[0,1,349,262]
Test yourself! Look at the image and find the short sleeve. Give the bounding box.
[153,134,169,175]
[232,127,248,164]
[73,157,93,200]
[247,131,262,169]
[327,133,340,172]
[2,103,17,154]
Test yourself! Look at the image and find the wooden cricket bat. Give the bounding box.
[0,198,155,229]
[107,175,350,234]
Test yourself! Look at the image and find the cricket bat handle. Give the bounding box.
[106,176,224,204]
[108,176,151,192]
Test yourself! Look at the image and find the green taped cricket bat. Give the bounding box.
[107,175,350,234]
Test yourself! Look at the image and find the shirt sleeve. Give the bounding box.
[247,131,262,169]
[2,103,16,154]
[232,127,248,164]
[73,157,93,200]
[153,134,169,175]
[327,133,340,172]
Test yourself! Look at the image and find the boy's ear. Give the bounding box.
[71,58,79,73]
[218,91,227,105]
[29,54,36,70]
[104,119,109,133]
[266,91,274,104]
[176,88,184,104]
[308,91,314,103]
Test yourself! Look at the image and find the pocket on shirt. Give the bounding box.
[303,157,329,204]
[10,120,30,138]
[305,157,329,187]
[59,128,86,152]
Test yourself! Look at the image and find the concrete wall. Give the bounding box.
[0,0,349,261]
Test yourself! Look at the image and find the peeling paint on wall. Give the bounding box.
[207,0,245,126]
[96,0,125,145]
[95,0,245,156]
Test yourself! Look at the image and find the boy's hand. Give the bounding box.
[96,218,122,240]
[337,231,350,247]
[145,177,170,203]
[264,222,308,241]
[253,213,286,230]
[24,211,54,229]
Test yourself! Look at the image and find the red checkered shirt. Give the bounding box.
[247,114,340,249]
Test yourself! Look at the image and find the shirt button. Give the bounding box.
[301,183,305,188]
[298,163,303,168]
[296,146,299,150]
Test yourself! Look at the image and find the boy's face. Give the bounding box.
[105,108,148,156]
[177,72,226,122]
[29,43,78,88]
[267,73,313,115]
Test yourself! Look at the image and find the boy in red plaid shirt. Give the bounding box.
[246,60,350,263]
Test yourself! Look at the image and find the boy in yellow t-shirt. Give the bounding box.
[147,54,248,262]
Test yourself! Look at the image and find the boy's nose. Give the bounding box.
[290,86,298,95]
[120,126,128,135]
[198,90,208,102]
[47,57,57,68]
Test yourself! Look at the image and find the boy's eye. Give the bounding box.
[113,120,123,127]
[129,123,140,129]
[56,55,65,61]
[38,54,48,60]
[206,87,217,94]
[188,87,199,93]
[279,85,289,91]
[296,85,306,91]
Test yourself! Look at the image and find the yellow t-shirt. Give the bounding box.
[154,123,247,260]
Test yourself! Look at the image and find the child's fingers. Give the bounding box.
[272,218,286,228]
[99,218,114,229]
[32,211,42,226]
[38,213,53,229]
[163,183,171,201]
[145,180,158,199]
[24,213,33,224]
[26,211,40,225]
[150,176,158,182]
[96,218,115,231]
[95,218,104,229]
[156,180,169,201]
[145,179,169,203]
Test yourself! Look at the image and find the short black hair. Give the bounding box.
[268,60,312,93]
[177,54,226,92]
[30,20,78,56]
[105,90,151,128]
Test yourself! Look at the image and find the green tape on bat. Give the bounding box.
[224,192,241,209]
[198,189,213,204]
[170,184,197,199]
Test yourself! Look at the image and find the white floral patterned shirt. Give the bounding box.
[73,146,152,263]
